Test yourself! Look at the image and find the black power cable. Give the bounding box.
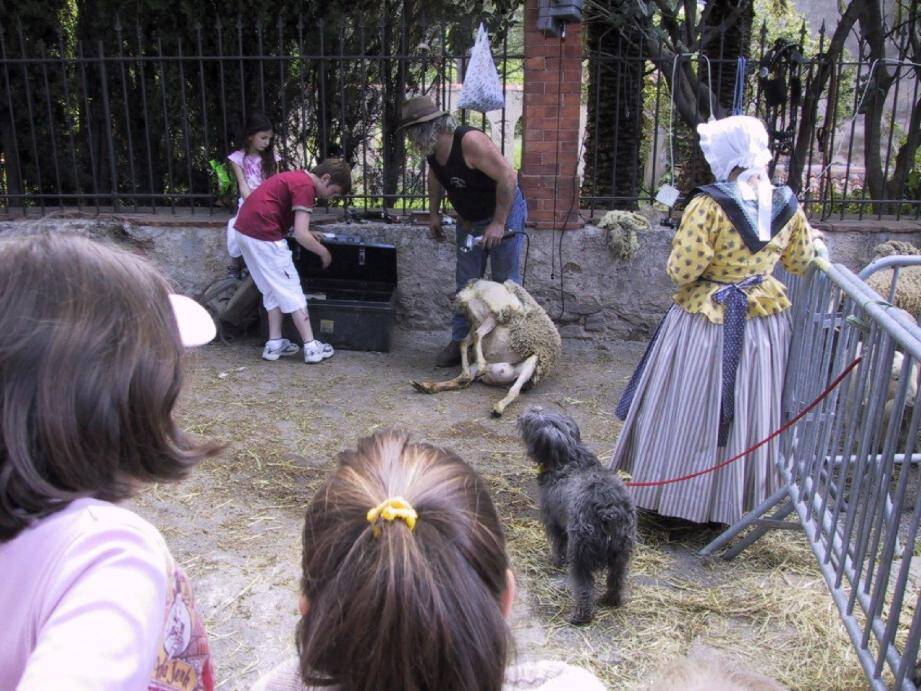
[548,22,568,319]
[545,22,586,321]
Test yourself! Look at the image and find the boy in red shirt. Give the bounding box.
[232,159,351,363]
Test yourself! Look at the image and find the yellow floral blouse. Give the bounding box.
[666,193,815,324]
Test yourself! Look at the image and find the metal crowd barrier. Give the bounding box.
[701,248,921,690]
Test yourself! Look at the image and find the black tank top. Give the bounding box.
[427,126,497,223]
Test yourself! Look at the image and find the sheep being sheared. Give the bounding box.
[412,279,561,417]
[853,336,920,451]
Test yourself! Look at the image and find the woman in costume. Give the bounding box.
[611,115,816,525]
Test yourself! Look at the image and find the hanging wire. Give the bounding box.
[549,22,566,285]
[732,56,747,115]
[667,52,716,189]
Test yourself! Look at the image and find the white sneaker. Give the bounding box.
[261,339,300,361]
[304,340,334,364]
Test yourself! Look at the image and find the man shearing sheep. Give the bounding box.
[398,96,528,368]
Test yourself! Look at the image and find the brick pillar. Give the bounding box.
[519,0,584,230]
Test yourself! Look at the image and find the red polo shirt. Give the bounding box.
[234,171,316,242]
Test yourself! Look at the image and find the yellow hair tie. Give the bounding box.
[366,497,417,537]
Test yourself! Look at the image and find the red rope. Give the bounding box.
[624,356,863,488]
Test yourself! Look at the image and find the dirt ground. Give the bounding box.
[127,331,868,690]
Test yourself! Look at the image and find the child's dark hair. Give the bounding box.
[310,158,352,196]
[297,431,510,691]
[238,110,278,178]
[0,233,222,541]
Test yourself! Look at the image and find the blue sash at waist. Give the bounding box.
[615,275,764,447]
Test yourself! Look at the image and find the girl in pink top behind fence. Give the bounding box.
[226,111,284,273]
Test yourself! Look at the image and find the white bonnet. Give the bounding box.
[696,116,772,182]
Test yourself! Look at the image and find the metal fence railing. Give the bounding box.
[581,21,920,221]
[1,12,918,219]
[0,14,523,215]
[702,250,921,689]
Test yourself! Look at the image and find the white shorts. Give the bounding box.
[234,230,307,313]
[226,198,244,258]
[226,217,242,257]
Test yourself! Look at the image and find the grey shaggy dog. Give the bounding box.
[518,407,637,625]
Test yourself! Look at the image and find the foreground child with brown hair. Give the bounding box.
[0,233,222,689]
[252,431,604,691]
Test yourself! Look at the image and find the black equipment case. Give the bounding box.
[263,235,398,352]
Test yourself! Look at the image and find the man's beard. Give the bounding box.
[406,128,438,156]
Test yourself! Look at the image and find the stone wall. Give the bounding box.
[1,210,919,347]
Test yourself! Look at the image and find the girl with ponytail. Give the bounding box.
[252,430,604,691]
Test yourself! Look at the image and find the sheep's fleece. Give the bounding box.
[864,240,921,318]
[598,210,651,261]
[459,280,561,384]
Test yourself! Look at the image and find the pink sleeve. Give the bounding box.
[227,150,244,167]
[16,522,171,691]
[290,177,316,211]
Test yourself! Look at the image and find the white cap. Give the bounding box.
[169,294,217,347]
[696,115,772,182]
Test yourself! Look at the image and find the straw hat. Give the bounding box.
[396,96,449,130]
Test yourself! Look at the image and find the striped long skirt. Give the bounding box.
[610,305,791,525]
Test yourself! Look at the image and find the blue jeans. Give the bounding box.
[451,187,528,342]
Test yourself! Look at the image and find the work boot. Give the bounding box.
[435,340,462,368]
